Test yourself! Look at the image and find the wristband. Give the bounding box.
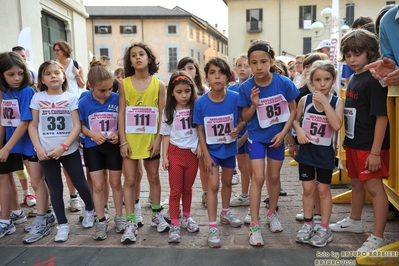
[288,144,296,147]
[119,142,128,148]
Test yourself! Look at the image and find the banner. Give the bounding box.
[17,27,32,67]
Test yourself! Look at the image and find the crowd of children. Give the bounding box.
[0,30,392,253]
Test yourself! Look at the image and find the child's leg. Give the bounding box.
[90,170,105,219]
[25,161,48,215]
[63,168,77,196]
[237,153,251,195]
[10,173,20,211]
[108,170,123,217]
[198,159,208,200]
[365,178,388,238]
[85,167,92,194]
[167,150,184,226]
[302,180,315,220]
[207,166,220,222]
[249,159,265,223]
[317,183,332,225]
[220,167,234,209]
[143,158,161,207]
[181,152,199,217]
[103,169,110,207]
[349,178,365,220]
[122,158,139,219]
[0,173,12,220]
[265,157,284,212]
[134,160,143,203]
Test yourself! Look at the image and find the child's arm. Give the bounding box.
[0,121,29,161]
[292,97,310,145]
[197,124,216,176]
[313,91,344,131]
[365,115,388,172]
[229,120,246,139]
[118,82,131,157]
[270,100,297,148]
[81,122,107,145]
[238,130,248,149]
[148,81,166,158]
[28,109,49,161]
[240,86,259,122]
[162,135,170,171]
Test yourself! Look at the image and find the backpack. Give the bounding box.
[73,60,79,69]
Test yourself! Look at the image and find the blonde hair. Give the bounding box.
[307,60,337,93]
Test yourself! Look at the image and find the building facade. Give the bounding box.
[224,0,394,66]
[0,0,89,71]
[85,6,228,84]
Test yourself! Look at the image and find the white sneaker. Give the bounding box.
[151,212,170,233]
[135,205,143,227]
[244,209,260,224]
[69,198,82,212]
[357,234,387,252]
[121,220,137,244]
[229,194,250,207]
[313,214,322,232]
[232,170,240,185]
[55,224,69,242]
[329,217,363,233]
[249,224,264,246]
[82,209,95,228]
[266,212,283,233]
[295,210,304,221]
[23,193,37,207]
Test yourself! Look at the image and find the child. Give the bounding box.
[112,67,125,93]
[78,59,124,241]
[330,29,390,252]
[193,57,245,248]
[161,71,201,243]
[177,56,210,206]
[28,60,95,243]
[238,40,299,246]
[118,42,167,244]
[228,55,253,222]
[293,60,343,247]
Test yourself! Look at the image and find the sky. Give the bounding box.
[83,0,229,36]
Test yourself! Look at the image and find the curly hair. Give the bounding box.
[122,42,159,77]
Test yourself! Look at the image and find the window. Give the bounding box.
[246,8,263,32]
[95,25,112,34]
[345,3,355,27]
[168,47,177,72]
[217,41,220,52]
[189,28,194,39]
[299,5,316,29]
[41,12,66,61]
[99,48,109,56]
[120,25,137,34]
[168,25,177,34]
[213,39,216,50]
[202,32,205,44]
[191,49,194,57]
[386,1,395,4]
[196,31,200,42]
[208,34,211,47]
[303,38,311,54]
[197,51,201,64]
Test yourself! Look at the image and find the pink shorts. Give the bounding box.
[345,146,389,182]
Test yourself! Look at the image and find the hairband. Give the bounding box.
[172,75,191,84]
[248,43,274,58]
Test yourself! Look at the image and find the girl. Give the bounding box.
[228,55,253,223]
[177,57,209,206]
[193,57,245,248]
[118,42,167,244]
[238,40,299,246]
[0,52,54,244]
[161,71,201,243]
[293,60,343,247]
[28,60,95,243]
[78,59,124,241]
[112,67,125,93]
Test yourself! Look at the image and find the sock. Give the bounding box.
[320,223,329,228]
[209,221,218,229]
[23,190,30,196]
[314,213,321,217]
[370,234,384,241]
[221,208,229,215]
[152,204,162,216]
[0,219,11,225]
[183,212,190,219]
[135,199,139,204]
[70,193,78,199]
[250,221,260,227]
[126,213,136,223]
[96,217,106,223]
[11,210,22,216]
[267,210,275,216]
[36,214,46,225]
[241,193,248,197]
[171,219,179,226]
[304,217,313,225]
[349,217,362,224]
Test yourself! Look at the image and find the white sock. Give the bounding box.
[11,210,22,216]
[349,217,361,224]
[0,219,10,225]
[23,190,30,196]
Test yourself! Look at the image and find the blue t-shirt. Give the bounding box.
[2,86,35,155]
[78,91,119,148]
[238,74,299,143]
[78,90,91,144]
[341,64,355,79]
[193,89,239,159]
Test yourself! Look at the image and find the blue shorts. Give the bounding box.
[238,141,250,155]
[248,140,285,161]
[210,155,236,169]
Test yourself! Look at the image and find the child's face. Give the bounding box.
[206,64,227,91]
[311,69,335,95]
[172,83,192,107]
[92,80,113,102]
[41,65,65,90]
[249,51,274,80]
[4,65,24,89]
[344,50,368,73]
[115,74,124,84]
[235,58,251,81]
[130,46,149,71]
[180,63,197,81]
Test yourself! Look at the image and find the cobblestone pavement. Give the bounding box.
[1,158,398,253]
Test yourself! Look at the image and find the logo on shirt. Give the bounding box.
[107,104,118,112]
[39,100,69,109]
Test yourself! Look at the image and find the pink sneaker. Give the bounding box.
[23,193,36,207]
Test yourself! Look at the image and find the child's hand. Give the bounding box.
[0,148,10,163]
[195,145,203,159]
[148,137,161,158]
[120,143,131,158]
[229,127,239,139]
[296,129,311,145]
[107,132,119,144]
[313,91,329,107]
[237,136,246,148]
[36,146,50,161]
[288,144,297,159]
[365,154,381,173]
[204,155,216,176]
[162,157,169,171]
[48,146,65,160]
[270,132,285,148]
[91,131,107,145]
[250,87,260,107]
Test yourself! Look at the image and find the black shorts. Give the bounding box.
[0,153,24,174]
[22,154,39,162]
[298,163,333,184]
[85,142,122,172]
[143,154,161,161]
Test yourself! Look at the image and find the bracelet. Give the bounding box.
[288,144,296,147]
[370,153,380,156]
[75,75,80,79]
[119,142,128,148]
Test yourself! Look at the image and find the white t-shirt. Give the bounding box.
[30,91,79,156]
[160,109,198,151]
[28,66,38,84]
[293,72,303,88]
[64,59,81,98]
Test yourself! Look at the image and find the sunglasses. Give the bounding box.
[53,49,62,52]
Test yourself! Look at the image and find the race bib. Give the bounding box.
[1,99,21,127]
[257,94,289,128]
[204,114,234,145]
[173,109,194,138]
[40,108,72,137]
[88,112,117,136]
[125,106,158,134]
[344,107,356,139]
[302,113,333,146]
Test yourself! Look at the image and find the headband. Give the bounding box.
[172,75,191,84]
[248,43,274,58]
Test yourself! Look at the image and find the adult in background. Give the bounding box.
[312,40,331,58]
[12,46,38,86]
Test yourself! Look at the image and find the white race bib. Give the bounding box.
[344,107,356,139]
[204,114,234,145]
[173,109,194,138]
[302,113,333,146]
[256,94,290,128]
[40,108,72,137]
[125,106,158,134]
[88,112,117,136]
[1,99,21,127]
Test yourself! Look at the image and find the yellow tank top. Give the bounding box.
[123,76,159,159]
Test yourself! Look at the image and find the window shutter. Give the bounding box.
[246,9,250,22]
[95,26,99,34]
[259,9,263,21]
[299,6,303,28]
[108,26,112,34]
[133,25,137,34]
[312,6,317,21]
[120,25,124,33]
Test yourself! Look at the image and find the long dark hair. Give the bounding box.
[164,71,197,126]
[123,42,159,77]
[177,56,205,96]
[0,52,32,92]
